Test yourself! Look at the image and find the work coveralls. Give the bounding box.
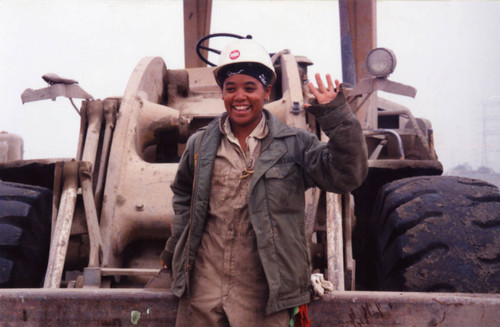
[161,91,368,324]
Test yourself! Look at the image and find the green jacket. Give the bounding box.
[162,92,368,314]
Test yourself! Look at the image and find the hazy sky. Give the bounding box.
[1,0,500,172]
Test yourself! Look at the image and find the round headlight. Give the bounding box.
[366,48,397,78]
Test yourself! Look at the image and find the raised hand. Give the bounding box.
[305,73,340,106]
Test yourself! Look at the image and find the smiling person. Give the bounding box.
[161,39,368,326]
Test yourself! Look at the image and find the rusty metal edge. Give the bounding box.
[0,158,73,169]
[0,289,498,326]
[309,291,500,327]
[0,289,178,326]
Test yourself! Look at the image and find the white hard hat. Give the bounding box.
[213,38,276,87]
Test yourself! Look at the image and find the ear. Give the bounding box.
[264,85,272,101]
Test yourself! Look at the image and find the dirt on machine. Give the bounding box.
[0,1,499,326]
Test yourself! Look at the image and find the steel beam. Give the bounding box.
[309,291,500,327]
[183,0,213,68]
[1,289,498,326]
[339,0,377,84]
[0,289,178,326]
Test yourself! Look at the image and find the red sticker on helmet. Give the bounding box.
[229,50,240,60]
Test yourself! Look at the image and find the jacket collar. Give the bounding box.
[209,109,297,139]
[263,109,297,139]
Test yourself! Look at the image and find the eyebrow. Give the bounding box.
[224,80,258,87]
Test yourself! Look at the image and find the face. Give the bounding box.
[222,74,272,134]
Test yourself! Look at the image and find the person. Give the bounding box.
[160,38,368,326]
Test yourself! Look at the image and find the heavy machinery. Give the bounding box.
[0,1,499,325]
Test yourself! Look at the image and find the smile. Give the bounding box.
[232,105,251,112]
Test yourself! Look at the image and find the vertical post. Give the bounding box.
[51,162,64,239]
[343,193,356,290]
[79,162,103,268]
[339,0,356,86]
[339,0,377,84]
[326,193,345,290]
[76,101,88,161]
[44,161,79,288]
[94,99,118,214]
[183,0,213,68]
[81,100,104,170]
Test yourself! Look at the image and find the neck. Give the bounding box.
[231,112,263,136]
[228,112,264,154]
[231,125,252,154]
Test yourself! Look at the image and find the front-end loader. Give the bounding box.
[0,1,498,325]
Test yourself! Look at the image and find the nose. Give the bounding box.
[234,88,246,101]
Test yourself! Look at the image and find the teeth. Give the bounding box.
[233,105,249,111]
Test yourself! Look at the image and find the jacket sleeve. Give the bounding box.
[160,132,199,267]
[302,90,368,193]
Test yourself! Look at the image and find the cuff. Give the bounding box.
[307,91,354,130]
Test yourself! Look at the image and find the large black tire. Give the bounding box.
[0,181,52,287]
[369,176,500,293]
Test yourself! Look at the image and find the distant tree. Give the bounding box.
[478,166,495,174]
[453,163,472,173]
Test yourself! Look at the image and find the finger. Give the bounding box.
[326,74,334,92]
[334,79,341,92]
[315,73,327,93]
[307,81,320,98]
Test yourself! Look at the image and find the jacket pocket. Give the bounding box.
[264,163,299,179]
[264,163,304,216]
